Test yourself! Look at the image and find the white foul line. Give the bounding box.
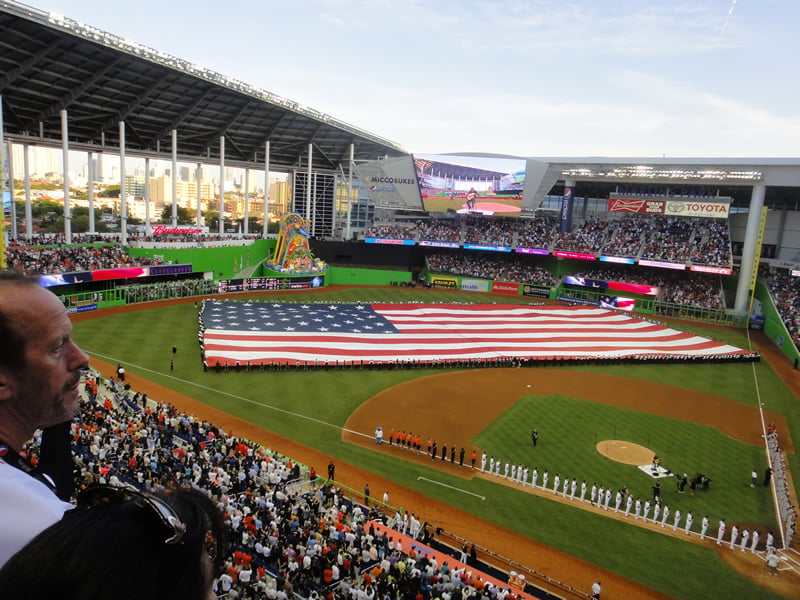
[84,351,369,438]
[417,477,485,501]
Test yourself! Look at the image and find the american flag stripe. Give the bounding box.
[200,302,748,365]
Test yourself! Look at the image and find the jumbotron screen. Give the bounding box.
[414,153,525,217]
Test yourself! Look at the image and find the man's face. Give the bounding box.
[0,285,90,436]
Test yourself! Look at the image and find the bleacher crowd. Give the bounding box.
[568,265,726,310]
[425,254,557,287]
[767,271,800,348]
[48,371,529,600]
[5,241,160,275]
[365,215,732,268]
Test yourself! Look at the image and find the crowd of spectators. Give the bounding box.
[425,253,558,287]
[598,218,650,259]
[5,241,161,275]
[515,218,556,250]
[415,219,461,243]
[689,221,732,268]
[657,273,725,309]
[6,232,116,245]
[58,371,525,600]
[127,231,260,249]
[639,217,698,264]
[2,214,735,316]
[551,217,608,254]
[766,271,800,348]
[362,223,416,241]
[462,217,515,247]
[364,215,731,269]
[567,265,726,309]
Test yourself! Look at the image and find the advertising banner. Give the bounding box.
[150,264,193,276]
[608,198,730,218]
[608,198,665,214]
[431,277,458,289]
[461,279,490,293]
[553,250,596,261]
[419,240,460,248]
[564,275,658,296]
[65,304,99,314]
[522,284,551,298]
[515,247,549,255]
[364,238,415,246]
[599,255,635,265]
[151,225,207,235]
[560,186,574,233]
[355,156,424,211]
[665,200,730,218]
[638,259,686,270]
[690,265,732,275]
[491,281,520,295]
[462,244,512,252]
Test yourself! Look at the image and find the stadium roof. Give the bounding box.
[0,0,409,172]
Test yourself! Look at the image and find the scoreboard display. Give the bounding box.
[217,276,325,293]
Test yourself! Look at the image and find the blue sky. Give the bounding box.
[27,0,800,157]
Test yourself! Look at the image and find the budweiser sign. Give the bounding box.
[608,198,665,214]
[151,225,205,235]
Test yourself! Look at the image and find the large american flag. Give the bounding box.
[200,301,750,365]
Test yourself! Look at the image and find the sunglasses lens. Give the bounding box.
[78,486,185,544]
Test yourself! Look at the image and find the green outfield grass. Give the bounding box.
[70,288,798,600]
[473,395,774,525]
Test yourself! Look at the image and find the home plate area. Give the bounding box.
[637,464,674,479]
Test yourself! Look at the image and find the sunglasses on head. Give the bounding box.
[77,485,187,545]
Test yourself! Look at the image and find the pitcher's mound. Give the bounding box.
[596,440,654,465]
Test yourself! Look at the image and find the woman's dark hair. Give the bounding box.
[0,486,228,600]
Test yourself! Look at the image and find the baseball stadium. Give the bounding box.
[1,2,799,599]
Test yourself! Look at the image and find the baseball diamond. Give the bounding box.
[69,289,800,600]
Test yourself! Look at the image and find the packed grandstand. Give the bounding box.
[57,371,541,600]
[8,211,800,344]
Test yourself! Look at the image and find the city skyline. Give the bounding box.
[20,0,800,158]
[8,145,288,192]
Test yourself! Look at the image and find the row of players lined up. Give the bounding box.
[378,433,780,557]
[202,351,760,374]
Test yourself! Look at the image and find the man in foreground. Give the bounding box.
[0,271,91,566]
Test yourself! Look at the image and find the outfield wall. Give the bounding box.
[756,280,800,364]
[310,240,426,270]
[328,267,412,286]
[125,239,275,278]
